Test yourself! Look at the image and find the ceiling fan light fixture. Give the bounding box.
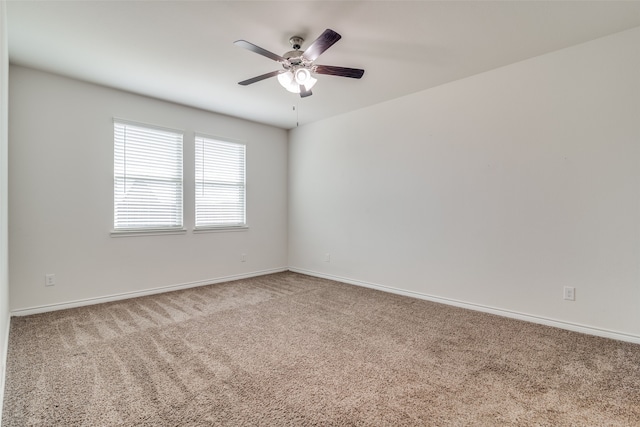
[277,68,317,94]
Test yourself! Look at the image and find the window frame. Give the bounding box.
[193,133,247,232]
[111,119,185,236]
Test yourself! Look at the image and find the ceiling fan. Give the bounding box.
[234,29,365,98]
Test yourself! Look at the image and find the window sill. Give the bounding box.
[110,228,187,237]
[193,226,249,234]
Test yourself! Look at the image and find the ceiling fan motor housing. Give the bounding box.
[283,51,304,66]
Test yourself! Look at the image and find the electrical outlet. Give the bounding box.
[45,274,56,287]
[563,286,575,301]
[324,253,331,263]
[241,253,246,262]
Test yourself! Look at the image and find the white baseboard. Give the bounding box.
[289,267,640,345]
[11,267,288,317]
[10,266,640,345]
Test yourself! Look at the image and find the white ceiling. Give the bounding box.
[7,1,640,129]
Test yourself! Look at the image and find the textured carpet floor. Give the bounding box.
[3,272,640,426]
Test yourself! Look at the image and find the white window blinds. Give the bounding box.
[114,121,183,231]
[195,135,246,228]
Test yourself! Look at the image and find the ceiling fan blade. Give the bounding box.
[314,65,365,79]
[302,29,342,62]
[238,70,283,86]
[300,86,313,98]
[234,40,286,62]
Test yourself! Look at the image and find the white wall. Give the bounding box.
[8,27,640,342]
[289,27,640,340]
[9,66,288,312]
[0,0,10,413]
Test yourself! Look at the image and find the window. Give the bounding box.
[195,135,246,229]
[114,120,183,232]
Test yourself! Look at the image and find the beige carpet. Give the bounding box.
[3,272,640,426]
